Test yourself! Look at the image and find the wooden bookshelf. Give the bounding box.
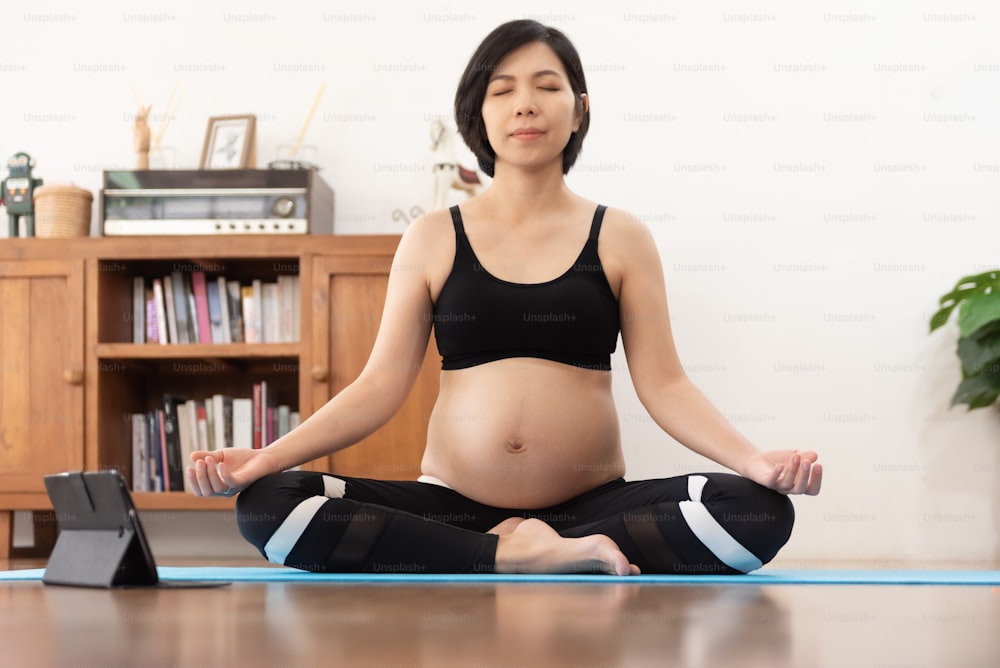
[0,235,440,556]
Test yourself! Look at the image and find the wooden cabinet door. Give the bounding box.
[308,254,439,479]
[0,259,85,492]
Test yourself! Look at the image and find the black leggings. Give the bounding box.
[235,471,795,575]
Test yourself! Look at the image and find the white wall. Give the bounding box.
[6,0,999,565]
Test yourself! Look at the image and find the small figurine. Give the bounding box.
[429,119,483,211]
[134,105,151,170]
[1,152,43,237]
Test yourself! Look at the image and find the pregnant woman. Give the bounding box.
[187,19,822,576]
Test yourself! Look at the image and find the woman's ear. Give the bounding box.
[574,93,589,130]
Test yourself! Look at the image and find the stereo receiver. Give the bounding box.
[100,169,334,236]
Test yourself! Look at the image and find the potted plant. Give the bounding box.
[929,268,1000,409]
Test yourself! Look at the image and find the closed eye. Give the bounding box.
[490,87,560,96]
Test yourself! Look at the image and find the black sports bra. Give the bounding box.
[432,205,620,370]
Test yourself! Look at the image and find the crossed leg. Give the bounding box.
[234,471,794,575]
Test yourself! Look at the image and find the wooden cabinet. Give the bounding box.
[310,255,439,480]
[0,259,85,493]
[0,235,436,557]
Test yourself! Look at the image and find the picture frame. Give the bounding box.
[200,114,256,169]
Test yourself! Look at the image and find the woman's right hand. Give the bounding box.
[186,447,279,497]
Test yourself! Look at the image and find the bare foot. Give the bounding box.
[488,517,526,536]
[494,518,640,576]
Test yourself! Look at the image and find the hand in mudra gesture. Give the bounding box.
[187,447,279,497]
[742,449,823,496]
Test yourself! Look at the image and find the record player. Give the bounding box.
[100,169,334,236]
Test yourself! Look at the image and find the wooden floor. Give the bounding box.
[1,559,998,668]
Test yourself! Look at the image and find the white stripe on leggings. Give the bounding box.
[322,475,346,498]
[263,495,328,565]
[678,475,764,574]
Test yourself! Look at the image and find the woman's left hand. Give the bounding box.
[742,449,823,496]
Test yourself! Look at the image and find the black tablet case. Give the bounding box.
[43,471,231,588]
[42,471,161,587]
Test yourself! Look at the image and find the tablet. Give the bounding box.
[42,470,229,588]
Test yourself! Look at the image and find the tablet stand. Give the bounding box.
[42,525,156,588]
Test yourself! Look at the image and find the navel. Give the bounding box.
[505,438,525,454]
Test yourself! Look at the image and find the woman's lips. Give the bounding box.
[511,128,544,140]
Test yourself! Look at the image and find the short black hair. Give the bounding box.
[454,20,590,178]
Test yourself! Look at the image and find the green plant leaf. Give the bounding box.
[929,269,1000,332]
[956,333,1000,376]
[970,318,1000,341]
[950,269,1000,294]
[957,290,1000,338]
[929,304,957,332]
[951,368,1000,410]
[935,269,1000,409]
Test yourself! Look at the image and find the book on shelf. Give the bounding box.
[204,398,216,452]
[196,403,210,455]
[130,409,169,493]
[131,392,299,491]
[212,394,234,450]
[141,411,155,492]
[185,274,200,343]
[130,270,299,344]
[215,277,232,344]
[175,401,193,494]
[262,281,280,344]
[167,272,187,344]
[161,394,185,492]
[206,280,225,344]
[251,383,262,449]
[151,279,169,345]
[132,276,145,344]
[156,409,169,491]
[232,398,254,449]
[144,288,158,345]
[226,281,244,343]
[240,285,257,343]
[191,271,213,344]
[131,413,149,493]
[258,380,276,447]
[252,279,264,344]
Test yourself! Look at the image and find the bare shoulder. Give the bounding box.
[394,208,457,299]
[599,206,656,247]
[595,207,662,288]
[397,208,453,251]
[393,209,454,267]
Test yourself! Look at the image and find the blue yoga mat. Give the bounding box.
[1,567,998,585]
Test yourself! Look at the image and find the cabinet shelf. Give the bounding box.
[0,491,237,511]
[131,492,235,511]
[95,342,301,359]
[0,233,438,559]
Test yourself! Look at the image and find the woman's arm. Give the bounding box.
[610,210,821,495]
[259,220,437,471]
[187,214,440,494]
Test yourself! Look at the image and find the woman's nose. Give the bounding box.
[513,90,538,116]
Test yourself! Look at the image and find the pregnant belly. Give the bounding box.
[421,359,626,508]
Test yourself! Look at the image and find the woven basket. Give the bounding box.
[34,184,93,238]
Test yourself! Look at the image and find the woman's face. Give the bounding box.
[480,41,586,174]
